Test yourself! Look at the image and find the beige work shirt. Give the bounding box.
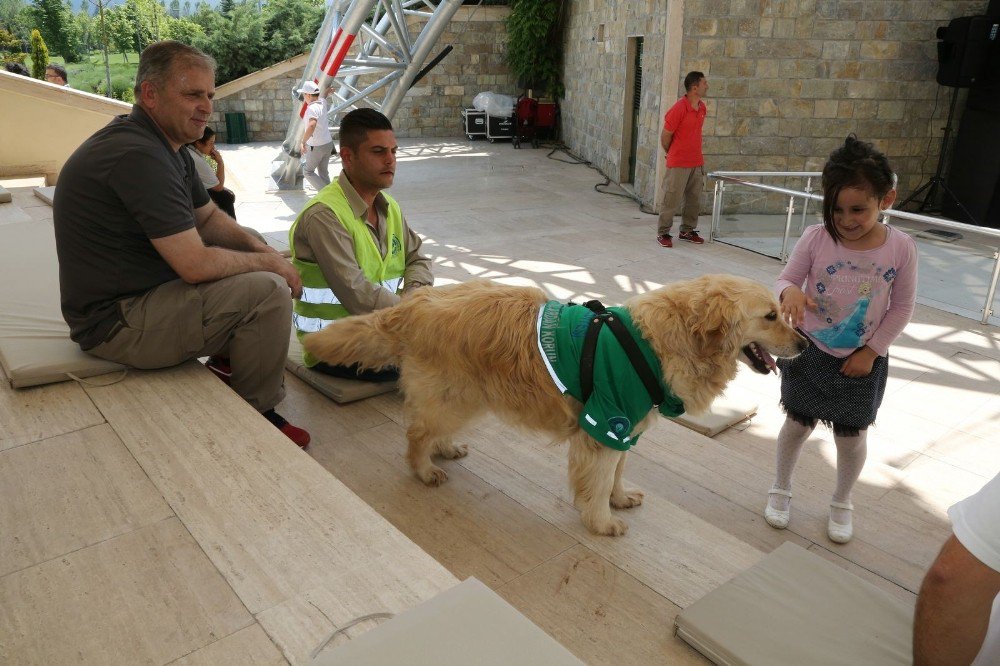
[292,172,433,315]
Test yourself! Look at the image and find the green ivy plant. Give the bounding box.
[505,0,563,98]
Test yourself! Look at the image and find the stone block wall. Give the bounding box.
[561,1,669,211]
[210,5,516,142]
[211,76,300,143]
[561,0,988,212]
[393,5,518,137]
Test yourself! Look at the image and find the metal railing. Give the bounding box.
[707,171,1000,325]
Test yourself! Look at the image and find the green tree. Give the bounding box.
[125,0,168,45]
[28,26,47,77]
[0,0,24,32]
[0,26,26,63]
[6,3,33,40]
[73,7,91,53]
[30,0,79,61]
[105,5,134,61]
[218,0,233,18]
[189,0,221,36]
[193,1,263,83]
[505,0,563,97]
[164,14,202,43]
[88,0,112,96]
[260,0,322,64]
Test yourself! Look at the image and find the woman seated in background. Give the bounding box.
[187,127,269,246]
[188,127,237,218]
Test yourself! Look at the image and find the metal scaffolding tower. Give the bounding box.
[271,0,465,189]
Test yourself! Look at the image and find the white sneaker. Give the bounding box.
[828,500,854,543]
[764,487,792,529]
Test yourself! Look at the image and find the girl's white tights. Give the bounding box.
[768,417,869,522]
[831,430,868,524]
[768,417,814,512]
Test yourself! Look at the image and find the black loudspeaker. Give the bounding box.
[944,106,1000,228]
[936,15,998,87]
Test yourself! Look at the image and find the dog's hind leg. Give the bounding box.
[610,452,644,509]
[569,433,628,536]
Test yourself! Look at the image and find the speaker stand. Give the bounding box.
[899,87,979,224]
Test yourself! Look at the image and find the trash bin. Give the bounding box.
[225,112,249,143]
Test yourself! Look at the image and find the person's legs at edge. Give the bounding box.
[678,165,705,236]
[315,141,333,185]
[303,141,334,191]
[657,166,692,245]
[87,274,309,446]
[313,360,399,383]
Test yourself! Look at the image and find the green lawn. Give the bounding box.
[51,51,139,100]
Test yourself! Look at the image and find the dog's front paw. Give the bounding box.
[584,514,629,537]
[611,488,644,509]
[437,443,469,459]
[418,466,449,486]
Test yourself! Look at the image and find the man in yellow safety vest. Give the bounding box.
[289,108,433,381]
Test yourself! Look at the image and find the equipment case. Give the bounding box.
[486,114,513,142]
[462,108,486,139]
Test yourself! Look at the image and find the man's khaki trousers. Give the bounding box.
[657,165,705,237]
[88,272,290,412]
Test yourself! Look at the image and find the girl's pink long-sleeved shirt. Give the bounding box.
[775,224,918,358]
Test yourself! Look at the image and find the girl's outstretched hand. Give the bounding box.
[779,286,816,327]
[841,346,878,377]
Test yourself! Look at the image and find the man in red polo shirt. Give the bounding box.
[657,71,708,248]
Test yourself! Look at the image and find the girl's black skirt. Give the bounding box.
[776,343,889,436]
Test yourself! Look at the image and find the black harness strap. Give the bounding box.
[577,300,665,406]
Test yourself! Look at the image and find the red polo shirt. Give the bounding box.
[663,95,706,168]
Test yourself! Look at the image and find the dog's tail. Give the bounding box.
[302,307,404,372]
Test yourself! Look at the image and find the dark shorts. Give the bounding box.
[776,344,888,436]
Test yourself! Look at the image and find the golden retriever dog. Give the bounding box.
[304,274,806,536]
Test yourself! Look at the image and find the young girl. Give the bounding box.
[764,135,918,544]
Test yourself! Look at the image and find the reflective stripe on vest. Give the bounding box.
[292,277,402,333]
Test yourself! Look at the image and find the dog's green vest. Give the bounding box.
[537,300,684,450]
[290,181,406,367]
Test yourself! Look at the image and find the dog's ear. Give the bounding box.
[686,289,744,358]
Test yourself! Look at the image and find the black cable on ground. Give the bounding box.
[541,141,658,215]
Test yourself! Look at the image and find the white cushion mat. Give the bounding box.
[0,221,125,388]
[674,541,913,665]
[672,386,758,437]
[286,330,397,403]
[312,577,582,665]
[33,186,56,206]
